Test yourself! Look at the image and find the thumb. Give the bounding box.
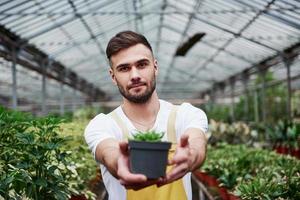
[119,141,129,154]
[180,134,189,147]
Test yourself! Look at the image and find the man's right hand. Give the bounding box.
[117,141,159,190]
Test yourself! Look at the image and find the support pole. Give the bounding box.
[283,58,292,121]
[60,82,65,116]
[209,89,215,113]
[254,89,259,123]
[260,71,267,122]
[230,78,235,122]
[59,71,65,116]
[11,48,18,110]
[72,88,77,112]
[41,60,47,115]
[242,72,250,121]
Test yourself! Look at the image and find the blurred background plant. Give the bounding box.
[201,143,300,199]
[0,106,97,200]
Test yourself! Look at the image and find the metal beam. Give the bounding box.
[1,7,300,17]
[155,0,167,54]
[193,42,300,98]
[192,14,280,52]
[0,0,30,22]
[133,0,140,32]
[70,54,101,69]
[162,24,251,79]
[67,0,108,65]
[233,0,300,30]
[162,1,205,88]
[189,0,278,82]
[84,0,109,44]
[23,13,77,40]
[163,23,254,65]
[25,0,115,40]
[0,24,107,100]
[123,0,133,30]
[4,0,62,29]
[51,16,137,58]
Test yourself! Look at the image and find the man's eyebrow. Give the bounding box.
[116,63,130,70]
[136,58,150,63]
[116,58,150,69]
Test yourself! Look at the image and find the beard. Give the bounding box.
[116,75,156,104]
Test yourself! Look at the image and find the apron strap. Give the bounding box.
[109,105,178,142]
[167,105,178,144]
[109,110,129,140]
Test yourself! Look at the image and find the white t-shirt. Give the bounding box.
[84,100,208,200]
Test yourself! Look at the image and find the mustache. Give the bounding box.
[128,82,146,89]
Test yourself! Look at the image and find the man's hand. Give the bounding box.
[157,128,207,187]
[117,141,159,190]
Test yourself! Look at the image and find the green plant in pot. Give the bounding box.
[128,131,171,179]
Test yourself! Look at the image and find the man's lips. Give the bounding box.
[128,83,146,89]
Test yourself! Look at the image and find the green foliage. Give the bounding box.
[204,104,231,122]
[47,111,73,123]
[207,120,252,145]
[59,121,98,197]
[265,120,300,146]
[73,106,104,121]
[0,107,72,199]
[205,71,291,123]
[0,107,96,200]
[130,130,165,142]
[202,143,300,199]
[207,119,300,149]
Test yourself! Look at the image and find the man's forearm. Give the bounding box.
[187,129,207,171]
[95,139,120,178]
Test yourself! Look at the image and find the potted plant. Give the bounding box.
[128,130,171,179]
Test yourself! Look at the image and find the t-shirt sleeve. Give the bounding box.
[84,113,116,160]
[177,103,208,134]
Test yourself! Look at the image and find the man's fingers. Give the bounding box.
[118,167,147,184]
[123,179,159,190]
[119,173,147,185]
[166,164,188,180]
[170,145,190,165]
[156,165,187,187]
[157,161,188,187]
[117,159,147,183]
[119,141,129,154]
[180,134,189,147]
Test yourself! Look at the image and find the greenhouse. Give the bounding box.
[0,0,300,199]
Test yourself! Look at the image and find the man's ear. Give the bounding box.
[109,68,117,85]
[154,59,158,76]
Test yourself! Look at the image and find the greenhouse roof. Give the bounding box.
[0,0,300,107]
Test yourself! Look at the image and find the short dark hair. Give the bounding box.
[106,31,153,63]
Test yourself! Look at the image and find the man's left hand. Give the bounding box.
[157,129,206,187]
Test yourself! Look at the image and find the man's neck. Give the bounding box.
[122,91,160,123]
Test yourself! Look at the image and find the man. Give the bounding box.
[85,31,208,200]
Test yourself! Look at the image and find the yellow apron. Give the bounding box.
[110,106,187,200]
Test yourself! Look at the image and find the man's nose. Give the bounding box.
[130,67,141,82]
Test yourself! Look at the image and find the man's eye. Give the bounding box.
[119,67,129,72]
[138,62,147,68]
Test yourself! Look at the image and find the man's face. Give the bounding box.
[109,44,158,103]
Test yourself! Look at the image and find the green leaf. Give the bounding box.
[35,178,48,187]
[130,130,165,142]
[15,132,35,144]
